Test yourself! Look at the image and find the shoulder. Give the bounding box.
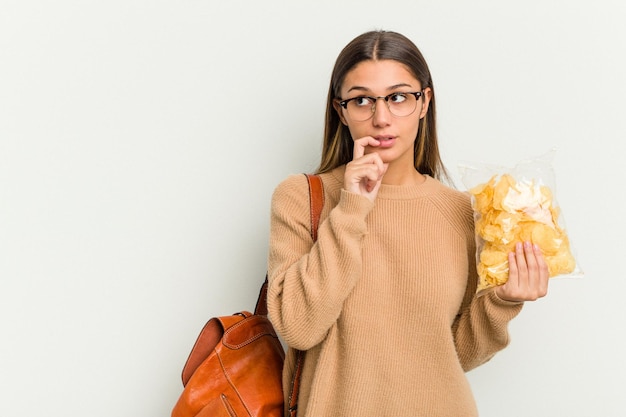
[271,174,311,217]
[426,177,474,236]
[272,173,309,197]
[431,178,472,210]
[272,168,345,206]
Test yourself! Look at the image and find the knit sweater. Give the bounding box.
[267,166,523,417]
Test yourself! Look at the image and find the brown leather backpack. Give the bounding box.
[171,174,323,417]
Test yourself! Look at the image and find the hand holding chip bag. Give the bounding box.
[460,151,581,295]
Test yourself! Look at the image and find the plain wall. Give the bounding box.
[1,0,625,416]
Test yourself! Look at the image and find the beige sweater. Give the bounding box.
[267,167,523,417]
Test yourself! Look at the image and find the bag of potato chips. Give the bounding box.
[459,150,582,295]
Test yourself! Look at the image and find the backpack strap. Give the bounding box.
[255,174,324,316]
[306,174,324,241]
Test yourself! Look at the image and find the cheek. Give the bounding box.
[345,124,364,141]
[402,117,421,139]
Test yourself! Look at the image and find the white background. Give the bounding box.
[1,1,625,416]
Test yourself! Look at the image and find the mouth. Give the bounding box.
[374,135,396,148]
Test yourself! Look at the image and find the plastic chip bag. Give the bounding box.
[459,151,582,295]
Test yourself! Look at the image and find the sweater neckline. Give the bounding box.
[328,166,440,200]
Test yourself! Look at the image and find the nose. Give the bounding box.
[371,97,392,126]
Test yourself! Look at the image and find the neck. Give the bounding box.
[381,162,425,186]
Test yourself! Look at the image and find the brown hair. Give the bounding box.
[317,30,449,181]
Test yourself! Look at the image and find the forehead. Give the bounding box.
[341,59,420,93]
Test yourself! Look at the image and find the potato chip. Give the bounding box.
[530,223,561,255]
[492,174,516,211]
[546,240,577,276]
[480,246,509,266]
[468,173,576,294]
[470,176,495,213]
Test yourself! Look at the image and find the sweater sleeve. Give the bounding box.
[452,289,523,371]
[266,174,373,350]
[451,191,524,372]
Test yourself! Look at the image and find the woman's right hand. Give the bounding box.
[344,136,388,202]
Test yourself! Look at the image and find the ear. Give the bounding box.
[333,100,349,126]
[419,87,432,119]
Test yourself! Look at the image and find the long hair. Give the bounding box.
[317,30,449,182]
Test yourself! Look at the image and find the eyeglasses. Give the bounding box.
[338,91,424,122]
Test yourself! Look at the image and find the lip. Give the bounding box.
[374,135,396,148]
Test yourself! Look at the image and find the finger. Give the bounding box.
[523,241,538,280]
[514,241,528,288]
[352,136,380,160]
[523,241,543,299]
[516,241,549,301]
[533,244,549,297]
[365,162,389,192]
[347,154,384,176]
[495,251,517,301]
[347,152,386,180]
[507,249,519,286]
[344,162,383,195]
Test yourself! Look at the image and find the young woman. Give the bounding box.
[267,30,548,417]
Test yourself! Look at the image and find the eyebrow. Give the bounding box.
[346,83,414,94]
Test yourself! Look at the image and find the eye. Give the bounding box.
[388,93,408,104]
[353,96,373,107]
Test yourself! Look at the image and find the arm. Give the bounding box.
[452,289,523,371]
[452,215,524,371]
[453,236,550,371]
[267,174,373,350]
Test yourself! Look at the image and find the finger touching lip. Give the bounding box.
[374,135,396,148]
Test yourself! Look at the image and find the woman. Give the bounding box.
[267,30,548,417]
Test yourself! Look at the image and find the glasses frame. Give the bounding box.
[337,91,424,121]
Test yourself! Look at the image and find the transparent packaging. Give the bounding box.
[459,151,583,295]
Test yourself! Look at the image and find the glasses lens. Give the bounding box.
[345,97,374,122]
[345,93,419,121]
[387,93,418,117]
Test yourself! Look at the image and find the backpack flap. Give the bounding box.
[181,311,252,386]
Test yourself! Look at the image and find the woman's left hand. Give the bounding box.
[495,241,549,302]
